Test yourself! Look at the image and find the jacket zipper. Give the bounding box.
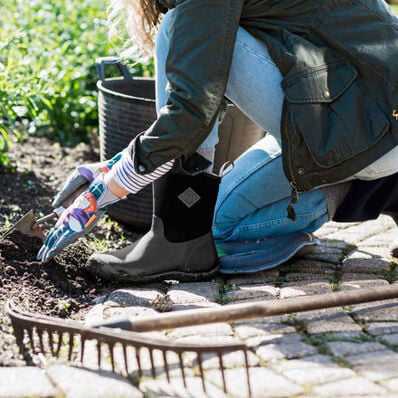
[282,102,300,221]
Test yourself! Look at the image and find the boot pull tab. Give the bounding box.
[287,182,299,221]
[219,161,234,177]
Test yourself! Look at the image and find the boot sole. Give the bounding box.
[89,262,220,284]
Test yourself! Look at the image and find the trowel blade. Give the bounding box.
[1,210,45,241]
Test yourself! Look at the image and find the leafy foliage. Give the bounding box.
[0,0,154,166]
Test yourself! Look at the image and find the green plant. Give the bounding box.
[0,0,154,166]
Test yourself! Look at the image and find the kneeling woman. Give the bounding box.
[38,0,398,281]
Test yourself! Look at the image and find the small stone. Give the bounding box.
[167,282,220,304]
[313,377,387,397]
[150,294,173,312]
[0,367,57,398]
[46,365,142,398]
[326,341,385,357]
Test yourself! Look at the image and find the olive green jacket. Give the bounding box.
[134,0,398,195]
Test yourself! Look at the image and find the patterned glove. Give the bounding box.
[37,173,122,263]
[52,152,122,208]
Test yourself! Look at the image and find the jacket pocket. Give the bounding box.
[282,63,390,168]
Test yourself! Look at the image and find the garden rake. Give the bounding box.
[7,284,398,397]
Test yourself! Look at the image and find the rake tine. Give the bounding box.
[197,352,206,393]
[162,350,171,383]
[122,344,129,376]
[244,350,252,398]
[135,347,143,378]
[80,338,86,364]
[68,334,74,361]
[49,331,55,356]
[97,341,102,368]
[218,353,227,394]
[55,332,63,358]
[109,344,115,373]
[178,352,187,388]
[27,327,34,350]
[37,329,45,354]
[11,321,24,351]
[149,349,156,379]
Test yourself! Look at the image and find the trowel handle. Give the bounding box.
[60,182,90,208]
[35,182,90,225]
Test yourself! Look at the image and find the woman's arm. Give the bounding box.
[133,0,244,174]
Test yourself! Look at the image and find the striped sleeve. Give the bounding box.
[110,148,174,194]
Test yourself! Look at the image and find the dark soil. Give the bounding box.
[0,136,142,366]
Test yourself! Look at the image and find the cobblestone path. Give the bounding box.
[2,216,398,397]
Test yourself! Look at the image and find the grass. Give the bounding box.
[0,0,154,166]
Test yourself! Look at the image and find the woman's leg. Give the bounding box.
[214,26,329,242]
[155,10,329,244]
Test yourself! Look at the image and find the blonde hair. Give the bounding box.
[108,0,163,64]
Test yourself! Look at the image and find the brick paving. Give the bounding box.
[2,215,398,397]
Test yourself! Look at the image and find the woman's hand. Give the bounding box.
[52,152,123,208]
[37,173,124,263]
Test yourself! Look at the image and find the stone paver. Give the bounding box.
[105,288,163,307]
[0,367,57,398]
[206,367,304,397]
[326,341,386,357]
[345,350,398,381]
[351,300,398,322]
[167,282,220,304]
[224,284,278,302]
[312,377,387,397]
[46,365,143,398]
[279,281,332,298]
[139,377,227,398]
[366,322,398,336]
[5,216,398,398]
[342,248,392,273]
[381,333,398,345]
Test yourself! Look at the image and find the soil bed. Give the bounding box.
[0,136,142,366]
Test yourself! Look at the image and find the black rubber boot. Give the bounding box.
[86,170,221,282]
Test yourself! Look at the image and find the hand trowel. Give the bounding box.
[1,183,89,242]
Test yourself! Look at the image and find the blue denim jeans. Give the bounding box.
[155,9,329,246]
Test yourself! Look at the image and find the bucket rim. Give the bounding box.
[97,77,156,103]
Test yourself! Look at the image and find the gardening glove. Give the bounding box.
[52,152,123,209]
[37,173,123,263]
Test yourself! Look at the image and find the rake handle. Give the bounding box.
[96,285,398,332]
